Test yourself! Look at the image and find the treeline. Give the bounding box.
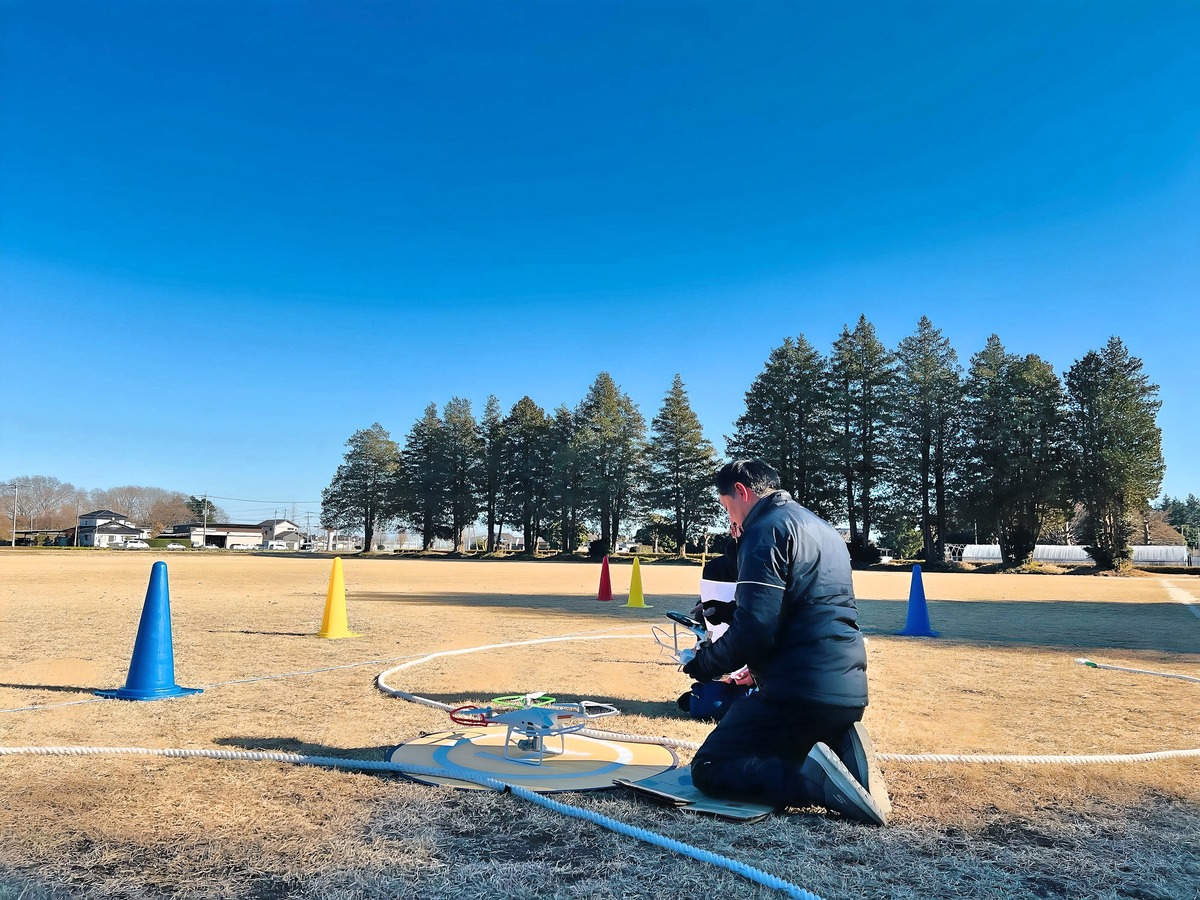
[323,316,1171,570]
[321,373,719,557]
[0,477,225,539]
[1159,494,1200,546]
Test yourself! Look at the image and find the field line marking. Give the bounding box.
[1159,578,1200,621]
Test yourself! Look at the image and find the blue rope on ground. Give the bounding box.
[0,745,826,900]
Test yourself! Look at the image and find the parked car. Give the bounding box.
[124,540,150,550]
[166,543,186,551]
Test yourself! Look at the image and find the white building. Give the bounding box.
[257,519,301,549]
[74,510,150,548]
[160,522,268,549]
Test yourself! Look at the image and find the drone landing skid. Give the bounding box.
[501,725,568,766]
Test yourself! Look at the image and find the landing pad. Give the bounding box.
[388,726,678,793]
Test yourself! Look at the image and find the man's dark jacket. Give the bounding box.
[687,490,868,707]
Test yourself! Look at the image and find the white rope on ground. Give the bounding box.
[875,747,1200,763]
[379,631,1200,765]
[0,745,824,900]
[1075,657,1199,684]
[375,626,653,708]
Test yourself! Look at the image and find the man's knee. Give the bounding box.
[690,757,720,795]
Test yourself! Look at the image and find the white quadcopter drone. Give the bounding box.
[448,691,620,766]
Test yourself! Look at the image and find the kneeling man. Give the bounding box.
[684,459,891,824]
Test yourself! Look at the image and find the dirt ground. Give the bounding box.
[1,550,1197,899]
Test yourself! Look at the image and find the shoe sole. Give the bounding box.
[844,722,892,819]
[804,742,887,826]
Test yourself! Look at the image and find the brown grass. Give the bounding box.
[1,551,1197,899]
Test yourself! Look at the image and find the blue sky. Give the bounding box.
[2,2,1197,526]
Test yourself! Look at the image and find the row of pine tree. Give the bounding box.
[321,316,1166,569]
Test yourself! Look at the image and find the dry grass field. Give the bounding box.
[1,550,1197,899]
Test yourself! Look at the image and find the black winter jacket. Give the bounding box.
[688,491,868,707]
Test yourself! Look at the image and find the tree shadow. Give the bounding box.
[352,590,695,620]
[856,598,1199,654]
[400,690,682,721]
[207,629,313,637]
[351,589,1197,656]
[214,735,395,761]
[0,681,98,693]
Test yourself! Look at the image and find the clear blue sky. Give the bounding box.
[2,2,1197,527]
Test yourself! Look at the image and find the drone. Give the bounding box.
[448,691,620,766]
[652,610,710,668]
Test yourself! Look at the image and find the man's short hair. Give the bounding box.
[714,459,781,497]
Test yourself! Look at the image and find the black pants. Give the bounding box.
[690,691,864,808]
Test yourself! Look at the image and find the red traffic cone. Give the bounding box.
[597,555,613,601]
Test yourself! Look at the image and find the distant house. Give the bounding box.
[258,519,299,539]
[160,521,268,549]
[72,510,150,548]
[257,519,301,549]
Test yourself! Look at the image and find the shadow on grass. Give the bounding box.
[214,735,395,761]
[353,589,695,618]
[391,690,683,721]
[856,598,1199,654]
[206,629,313,637]
[350,589,1198,656]
[0,681,98,693]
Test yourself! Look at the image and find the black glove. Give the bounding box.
[700,599,737,627]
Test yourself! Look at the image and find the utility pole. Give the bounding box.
[10,482,16,547]
[202,493,208,549]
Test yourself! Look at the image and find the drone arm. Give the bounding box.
[448,705,491,726]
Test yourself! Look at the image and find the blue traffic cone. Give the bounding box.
[97,561,202,700]
[896,564,940,637]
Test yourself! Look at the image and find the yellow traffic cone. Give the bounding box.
[624,556,651,608]
[317,557,360,639]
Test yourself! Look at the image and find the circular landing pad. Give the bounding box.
[388,725,678,793]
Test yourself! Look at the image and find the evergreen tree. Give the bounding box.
[479,395,505,552]
[320,423,400,552]
[962,336,1070,567]
[1158,493,1200,550]
[441,397,482,552]
[893,316,965,561]
[726,336,837,518]
[575,373,646,553]
[547,404,586,553]
[186,495,226,524]
[646,374,720,556]
[830,315,897,558]
[395,403,452,550]
[1065,337,1165,570]
[500,396,553,553]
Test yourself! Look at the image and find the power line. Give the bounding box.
[206,495,322,504]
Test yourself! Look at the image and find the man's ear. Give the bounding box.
[735,482,750,502]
